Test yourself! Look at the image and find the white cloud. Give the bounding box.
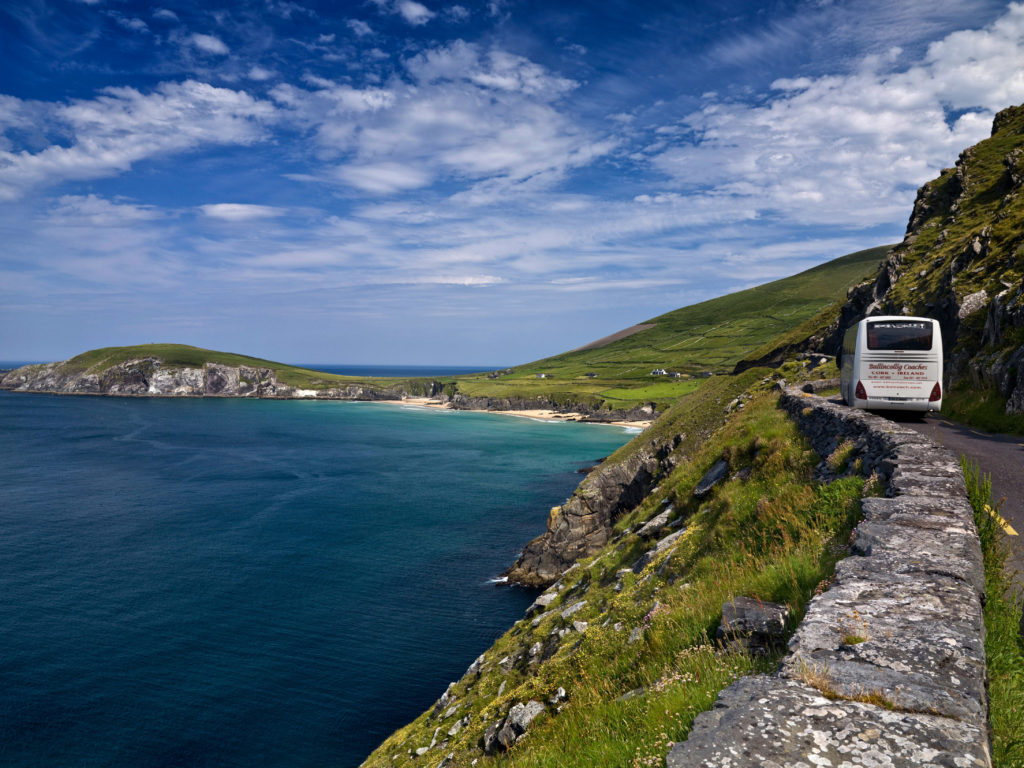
[370,0,435,25]
[347,18,373,36]
[273,41,604,199]
[334,163,433,194]
[646,2,1024,226]
[153,9,179,22]
[107,13,149,33]
[50,194,162,225]
[200,203,286,221]
[0,81,276,200]
[248,65,275,81]
[189,33,230,55]
[397,0,435,25]
[446,5,470,22]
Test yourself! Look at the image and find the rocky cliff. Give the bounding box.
[0,357,434,400]
[503,368,776,587]
[502,430,680,587]
[827,105,1024,411]
[741,104,1024,416]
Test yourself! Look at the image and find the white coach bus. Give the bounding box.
[840,316,943,412]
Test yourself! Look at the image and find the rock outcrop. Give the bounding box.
[0,357,440,401]
[479,700,546,754]
[666,387,989,766]
[502,432,681,587]
[820,106,1024,414]
[503,368,772,588]
[736,104,1024,415]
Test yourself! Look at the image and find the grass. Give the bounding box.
[943,384,1024,437]
[360,384,866,768]
[446,246,887,410]
[962,458,1024,767]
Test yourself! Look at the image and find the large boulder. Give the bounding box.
[716,596,789,656]
[480,700,546,754]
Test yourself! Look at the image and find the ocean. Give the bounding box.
[0,391,633,767]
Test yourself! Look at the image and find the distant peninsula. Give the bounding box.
[0,344,442,401]
[0,343,658,424]
[0,244,891,424]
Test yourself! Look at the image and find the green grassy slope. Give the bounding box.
[361,368,868,768]
[451,246,889,410]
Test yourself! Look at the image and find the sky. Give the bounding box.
[2,0,1024,365]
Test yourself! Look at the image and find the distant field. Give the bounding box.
[449,245,890,410]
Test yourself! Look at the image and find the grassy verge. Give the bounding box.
[961,459,1024,766]
[944,386,1024,438]
[361,385,867,768]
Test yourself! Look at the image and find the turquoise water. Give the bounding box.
[0,392,632,767]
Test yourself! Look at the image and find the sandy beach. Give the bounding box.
[376,396,651,430]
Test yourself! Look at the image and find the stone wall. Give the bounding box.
[666,387,991,767]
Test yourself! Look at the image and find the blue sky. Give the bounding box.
[2,0,1023,365]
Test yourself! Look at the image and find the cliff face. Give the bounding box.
[819,104,1024,412]
[0,358,430,400]
[503,368,774,587]
[503,433,680,587]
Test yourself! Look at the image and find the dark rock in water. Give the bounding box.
[716,596,789,656]
[694,459,729,498]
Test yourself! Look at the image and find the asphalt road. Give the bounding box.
[888,411,1024,584]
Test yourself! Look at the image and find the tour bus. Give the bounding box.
[840,315,943,412]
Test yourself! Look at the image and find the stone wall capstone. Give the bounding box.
[666,387,990,767]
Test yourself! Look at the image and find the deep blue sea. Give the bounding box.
[0,392,633,767]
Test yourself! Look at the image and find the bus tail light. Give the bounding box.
[855,380,867,400]
[929,382,942,402]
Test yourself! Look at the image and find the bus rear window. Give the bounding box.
[866,320,933,351]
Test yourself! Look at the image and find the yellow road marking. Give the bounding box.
[988,506,1019,536]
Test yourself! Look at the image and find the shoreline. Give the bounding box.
[375,396,652,431]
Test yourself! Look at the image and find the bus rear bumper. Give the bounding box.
[855,397,940,412]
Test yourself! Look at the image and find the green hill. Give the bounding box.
[451,245,889,410]
[11,247,887,413]
[53,343,427,391]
